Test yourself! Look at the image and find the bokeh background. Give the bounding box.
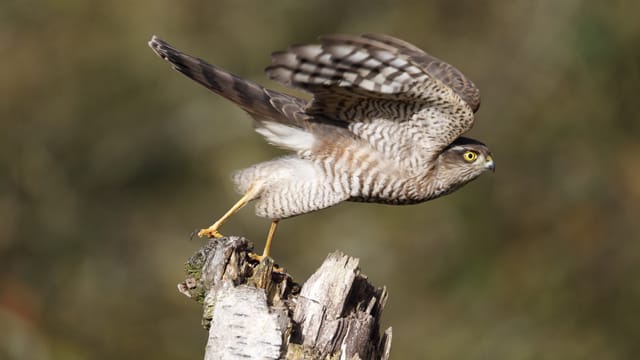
[2,0,640,359]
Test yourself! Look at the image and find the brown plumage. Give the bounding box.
[148,34,495,258]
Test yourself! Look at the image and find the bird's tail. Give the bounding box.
[148,36,306,127]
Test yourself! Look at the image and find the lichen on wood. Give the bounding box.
[178,236,391,360]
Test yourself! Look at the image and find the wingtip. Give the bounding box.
[148,35,158,48]
[148,35,162,54]
[148,35,174,60]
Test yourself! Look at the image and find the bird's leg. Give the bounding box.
[263,220,279,258]
[197,185,259,238]
[249,219,279,262]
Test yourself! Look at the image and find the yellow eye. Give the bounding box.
[463,151,478,162]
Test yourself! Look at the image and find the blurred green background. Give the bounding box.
[2,0,640,359]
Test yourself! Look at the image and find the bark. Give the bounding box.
[178,236,391,360]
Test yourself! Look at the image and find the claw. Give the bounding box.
[248,252,265,262]
[197,228,224,238]
[196,184,260,240]
[248,252,285,273]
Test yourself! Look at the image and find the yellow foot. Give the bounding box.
[248,252,267,262]
[248,253,285,273]
[197,227,224,238]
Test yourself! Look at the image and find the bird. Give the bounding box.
[148,33,495,260]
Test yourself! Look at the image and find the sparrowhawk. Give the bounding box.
[149,34,495,259]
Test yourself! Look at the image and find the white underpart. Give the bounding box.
[232,156,346,219]
[263,157,320,185]
[254,121,316,152]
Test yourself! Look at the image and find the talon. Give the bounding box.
[248,252,266,262]
[195,184,260,240]
[248,253,285,273]
[197,228,223,238]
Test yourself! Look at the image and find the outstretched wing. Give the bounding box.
[361,33,481,112]
[149,36,325,153]
[266,34,479,159]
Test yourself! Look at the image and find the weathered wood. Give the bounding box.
[178,236,391,360]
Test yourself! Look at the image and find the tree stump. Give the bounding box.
[178,236,392,360]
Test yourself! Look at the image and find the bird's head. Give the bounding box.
[435,137,495,189]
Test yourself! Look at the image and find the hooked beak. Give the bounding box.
[485,155,495,173]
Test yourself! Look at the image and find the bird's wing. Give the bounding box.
[361,33,480,112]
[266,34,479,158]
[149,36,321,153]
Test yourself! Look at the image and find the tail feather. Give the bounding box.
[148,36,307,128]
